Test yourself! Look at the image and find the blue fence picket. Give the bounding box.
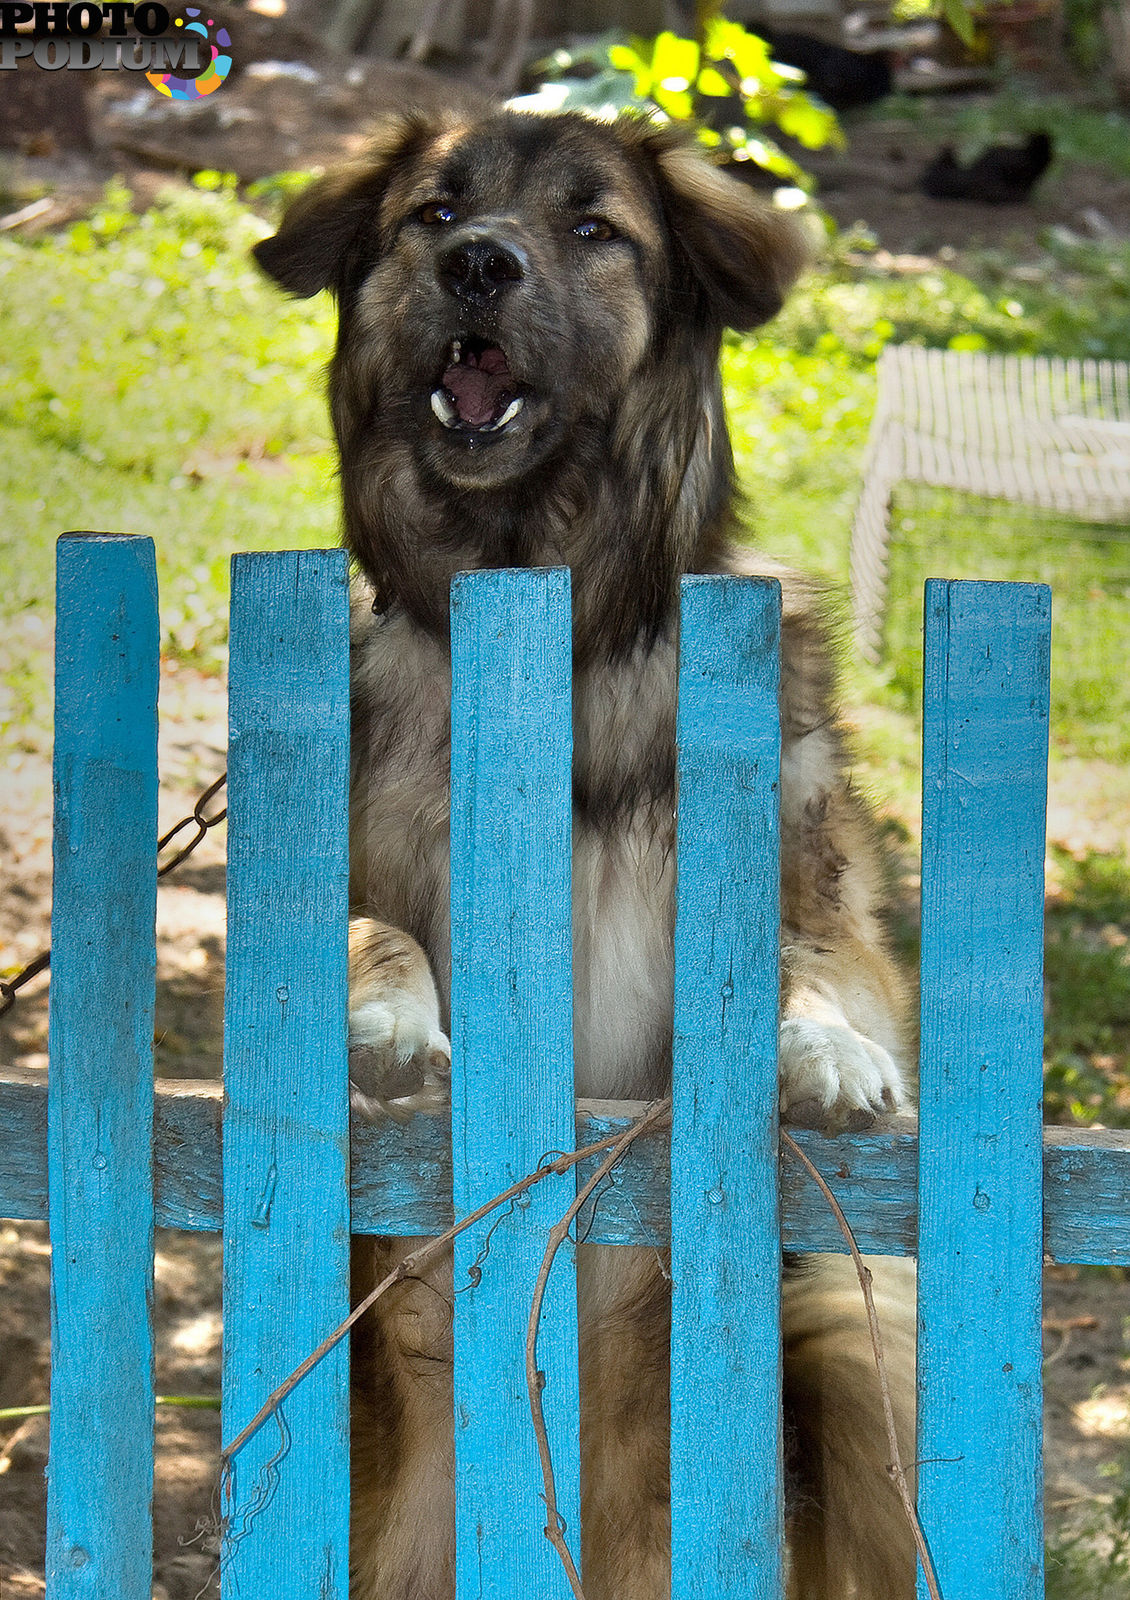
[671,577,785,1600]
[917,579,1051,1600]
[449,568,581,1599]
[221,550,352,1599]
[46,534,159,1600]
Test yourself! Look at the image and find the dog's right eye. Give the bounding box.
[417,202,457,226]
[573,217,618,242]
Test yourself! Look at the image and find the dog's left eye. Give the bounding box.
[573,217,617,241]
[418,202,457,226]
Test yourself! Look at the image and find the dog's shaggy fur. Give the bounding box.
[255,107,917,1600]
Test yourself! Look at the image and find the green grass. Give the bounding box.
[1044,849,1130,1128]
[882,489,1130,765]
[0,176,340,746]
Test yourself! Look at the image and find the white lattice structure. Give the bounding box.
[849,346,1130,659]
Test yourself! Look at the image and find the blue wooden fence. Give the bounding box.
[2,533,1130,1599]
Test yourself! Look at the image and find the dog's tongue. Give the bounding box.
[442,345,513,427]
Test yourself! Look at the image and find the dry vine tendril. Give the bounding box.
[780,1129,943,1600]
[219,1099,673,1475]
[219,1106,942,1600]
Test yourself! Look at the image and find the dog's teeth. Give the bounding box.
[451,340,462,363]
[482,397,524,432]
[430,388,459,427]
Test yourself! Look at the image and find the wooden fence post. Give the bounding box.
[449,567,581,1598]
[917,578,1051,1600]
[221,549,352,1598]
[671,576,785,1600]
[46,534,159,1600]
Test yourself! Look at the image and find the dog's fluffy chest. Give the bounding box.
[349,607,678,1099]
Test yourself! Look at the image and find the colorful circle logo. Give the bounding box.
[147,10,231,100]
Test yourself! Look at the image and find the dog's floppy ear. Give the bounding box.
[635,125,808,331]
[253,114,426,298]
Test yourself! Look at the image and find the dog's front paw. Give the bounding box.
[778,1018,906,1133]
[348,997,451,1123]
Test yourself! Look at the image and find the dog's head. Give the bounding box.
[254,110,806,494]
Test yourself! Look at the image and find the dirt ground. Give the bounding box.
[2,29,1130,1599]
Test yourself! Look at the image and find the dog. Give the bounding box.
[253,106,917,1600]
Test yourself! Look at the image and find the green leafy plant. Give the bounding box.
[533,18,843,190]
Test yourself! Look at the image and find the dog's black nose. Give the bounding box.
[438,235,525,300]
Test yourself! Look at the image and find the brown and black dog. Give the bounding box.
[254,106,917,1600]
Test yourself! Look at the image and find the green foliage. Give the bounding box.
[938,0,976,46]
[972,233,1130,362]
[533,20,842,189]
[774,241,1034,361]
[888,0,984,45]
[1063,0,1110,73]
[609,21,841,148]
[1047,1448,1130,1597]
[245,169,319,216]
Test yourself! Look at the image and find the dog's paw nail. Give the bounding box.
[844,1107,877,1133]
[781,1096,827,1130]
[349,1081,407,1124]
[348,1043,425,1103]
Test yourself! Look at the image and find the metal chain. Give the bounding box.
[156,771,228,879]
[0,771,228,1020]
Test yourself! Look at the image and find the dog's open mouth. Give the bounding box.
[430,338,524,434]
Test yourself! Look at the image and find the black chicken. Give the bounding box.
[919,132,1053,204]
[757,27,893,111]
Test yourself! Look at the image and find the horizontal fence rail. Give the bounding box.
[4,1084,1128,1264]
[2,538,1130,1600]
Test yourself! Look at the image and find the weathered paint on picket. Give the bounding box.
[449,569,581,1598]
[5,1076,1130,1264]
[671,577,785,1600]
[917,579,1051,1600]
[46,534,159,1600]
[221,550,352,1599]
